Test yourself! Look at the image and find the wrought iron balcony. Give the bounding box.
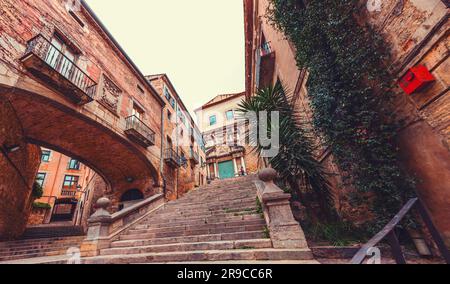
[189,149,200,165]
[61,189,77,197]
[125,115,156,148]
[164,148,181,168]
[20,34,97,105]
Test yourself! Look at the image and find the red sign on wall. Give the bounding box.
[399,65,436,95]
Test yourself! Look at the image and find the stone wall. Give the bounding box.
[247,0,450,244]
[27,207,50,226]
[361,0,450,245]
[0,0,165,214]
[0,98,41,240]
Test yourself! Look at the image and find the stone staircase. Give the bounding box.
[0,236,84,262]
[0,175,315,264]
[81,175,314,264]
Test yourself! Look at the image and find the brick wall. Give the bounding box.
[0,98,41,240]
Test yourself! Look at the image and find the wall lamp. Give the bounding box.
[2,143,21,154]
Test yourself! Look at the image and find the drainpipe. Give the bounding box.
[160,105,165,189]
[175,100,179,200]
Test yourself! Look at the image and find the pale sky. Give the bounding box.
[85,0,246,117]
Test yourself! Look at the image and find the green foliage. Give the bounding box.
[32,182,43,199]
[32,202,51,210]
[256,197,263,216]
[263,226,271,239]
[302,220,369,247]
[267,0,416,232]
[238,81,335,219]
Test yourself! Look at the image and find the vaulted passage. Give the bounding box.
[1,86,160,198]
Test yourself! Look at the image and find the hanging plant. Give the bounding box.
[266,0,416,233]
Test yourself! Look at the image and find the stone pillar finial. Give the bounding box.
[88,197,112,224]
[258,168,277,183]
[96,197,111,209]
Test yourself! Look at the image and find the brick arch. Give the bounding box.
[2,86,160,196]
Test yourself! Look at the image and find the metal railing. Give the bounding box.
[125,115,156,145]
[351,198,450,264]
[23,34,97,98]
[164,148,181,166]
[61,189,77,197]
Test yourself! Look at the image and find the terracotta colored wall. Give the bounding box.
[0,0,164,213]
[150,75,207,200]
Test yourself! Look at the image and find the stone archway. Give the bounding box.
[0,84,161,238]
[2,86,160,193]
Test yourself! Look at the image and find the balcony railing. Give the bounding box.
[21,34,97,105]
[61,189,77,197]
[164,148,181,168]
[125,115,156,148]
[189,149,200,165]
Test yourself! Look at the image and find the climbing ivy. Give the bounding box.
[267,0,415,232]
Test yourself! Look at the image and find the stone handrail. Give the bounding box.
[81,193,165,256]
[256,168,309,249]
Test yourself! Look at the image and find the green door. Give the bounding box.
[218,160,235,179]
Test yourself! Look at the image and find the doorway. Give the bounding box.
[218,160,235,180]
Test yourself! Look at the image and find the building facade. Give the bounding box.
[148,74,207,200]
[244,0,450,245]
[27,148,99,229]
[195,92,260,180]
[0,0,168,239]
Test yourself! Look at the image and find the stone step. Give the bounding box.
[0,236,84,249]
[145,215,262,227]
[101,239,272,256]
[164,197,256,211]
[128,219,266,235]
[21,226,84,239]
[145,207,258,220]
[0,245,76,261]
[142,213,260,226]
[0,241,82,256]
[82,248,313,264]
[135,215,263,230]
[168,194,257,207]
[120,224,265,240]
[112,231,267,248]
[158,202,258,214]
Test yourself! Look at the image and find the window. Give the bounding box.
[69,9,85,28]
[137,85,145,94]
[46,33,78,78]
[226,110,234,121]
[167,110,172,121]
[41,150,51,162]
[164,87,171,101]
[68,159,80,170]
[132,104,144,120]
[170,97,176,109]
[209,115,217,126]
[62,175,79,190]
[36,173,46,187]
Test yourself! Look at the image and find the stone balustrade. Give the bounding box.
[81,194,165,256]
[256,168,309,249]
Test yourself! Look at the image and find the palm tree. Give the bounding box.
[237,81,335,220]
